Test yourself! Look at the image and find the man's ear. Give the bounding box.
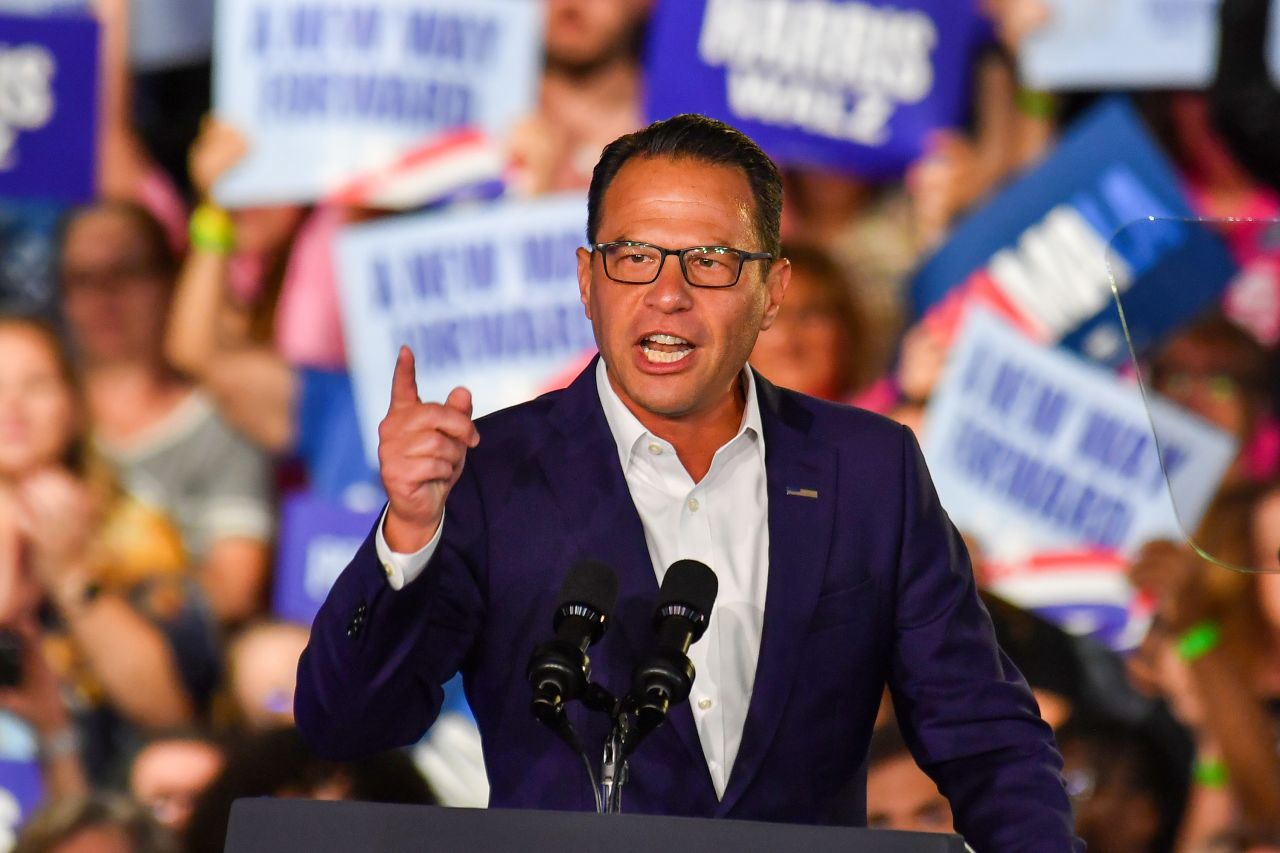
[758,256,791,331]
[576,246,594,320]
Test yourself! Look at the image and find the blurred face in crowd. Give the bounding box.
[130,738,224,833]
[749,264,852,400]
[1060,740,1160,853]
[866,754,953,833]
[0,323,78,479]
[229,623,310,730]
[544,0,648,72]
[59,208,170,366]
[577,156,788,424]
[1151,335,1254,443]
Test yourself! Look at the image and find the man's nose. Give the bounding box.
[643,255,693,312]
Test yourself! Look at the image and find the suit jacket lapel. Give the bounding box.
[539,360,711,778]
[717,377,836,816]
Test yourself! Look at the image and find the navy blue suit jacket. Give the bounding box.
[296,362,1081,850]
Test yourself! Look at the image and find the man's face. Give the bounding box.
[576,155,788,423]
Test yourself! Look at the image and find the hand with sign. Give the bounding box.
[380,347,480,553]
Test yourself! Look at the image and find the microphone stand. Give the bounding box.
[581,683,630,814]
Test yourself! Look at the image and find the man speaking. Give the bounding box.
[296,114,1080,850]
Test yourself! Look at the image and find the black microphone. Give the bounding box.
[527,559,618,729]
[628,559,718,746]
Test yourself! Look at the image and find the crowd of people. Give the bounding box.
[1,0,1279,850]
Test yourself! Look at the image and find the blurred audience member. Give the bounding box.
[1056,716,1188,853]
[1149,313,1275,485]
[223,621,309,732]
[182,726,434,853]
[749,244,875,401]
[0,317,217,782]
[14,791,174,853]
[168,124,379,508]
[127,731,224,835]
[58,201,274,627]
[508,0,650,194]
[860,724,954,834]
[780,168,915,375]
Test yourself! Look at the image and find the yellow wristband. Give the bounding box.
[189,203,236,255]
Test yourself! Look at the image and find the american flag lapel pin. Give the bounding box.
[785,487,819,499]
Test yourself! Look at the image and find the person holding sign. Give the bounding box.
[296,114,1079,849]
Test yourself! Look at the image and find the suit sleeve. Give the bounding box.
[295,460,488,760]
[886,427,1083,852]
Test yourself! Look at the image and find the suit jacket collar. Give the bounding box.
[541,360,837,813]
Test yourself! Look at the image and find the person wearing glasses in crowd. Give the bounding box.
[297,114,1080,850]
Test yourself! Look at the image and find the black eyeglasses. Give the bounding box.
[593,241,773,288]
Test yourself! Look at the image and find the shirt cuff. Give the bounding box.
[373,507,444,590]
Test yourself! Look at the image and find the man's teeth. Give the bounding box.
[641,334,693,363]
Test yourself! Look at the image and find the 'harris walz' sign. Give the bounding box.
[0,11,98,203]
[645,0,993,178]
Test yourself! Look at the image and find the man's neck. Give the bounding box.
[612,374,747,484]
[86,360,189,442]
[541,56,640,122]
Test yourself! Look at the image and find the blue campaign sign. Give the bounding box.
[644,0,992,179]
[0,758,43,838]
[212,0,542,206]
[0,12,98,203]
[272,491,379,625]
[909,98,1237,367]
[335,193,597,467]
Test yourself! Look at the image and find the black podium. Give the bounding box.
[224,798,966,852]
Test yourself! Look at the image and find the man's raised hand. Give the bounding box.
[379,346,479,552]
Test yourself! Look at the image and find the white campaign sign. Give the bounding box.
[212,0,541,205]
[921,310,1236,562]
[1019,0,1220,90]
[336,194,597,466]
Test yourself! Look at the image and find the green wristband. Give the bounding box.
[1176,621,1221,663]
[1193,757,1228,789]
[1015,88,1056,120]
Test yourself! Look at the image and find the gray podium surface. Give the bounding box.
[224,798,966,852]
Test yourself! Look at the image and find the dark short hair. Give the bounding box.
[587,114,783,260]
[56,200,179,282]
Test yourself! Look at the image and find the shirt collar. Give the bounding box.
[595,358,765,473]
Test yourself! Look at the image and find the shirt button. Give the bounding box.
[697,697,713,711]
[647,443,663,456]
[687,497,700,512]
[382,562,395,578]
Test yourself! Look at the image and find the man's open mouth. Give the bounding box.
[640,334,694,364]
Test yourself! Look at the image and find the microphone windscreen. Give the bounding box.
[558,559,618,616]
[658,559,718,617]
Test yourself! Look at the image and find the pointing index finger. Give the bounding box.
[389,346,421,410]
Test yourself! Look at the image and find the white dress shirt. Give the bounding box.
[375,359,771,798]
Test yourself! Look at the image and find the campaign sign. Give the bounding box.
[983,550,1152,651]
[910,98,1236,367]
[336,193,597,466]
[921,310,1236,563]
[0,758,42,842]
[1019,0,1219,91]
[212,0,542,206]
[0,12,98,203]
[272,491,379,625]
[645,0,992,179]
